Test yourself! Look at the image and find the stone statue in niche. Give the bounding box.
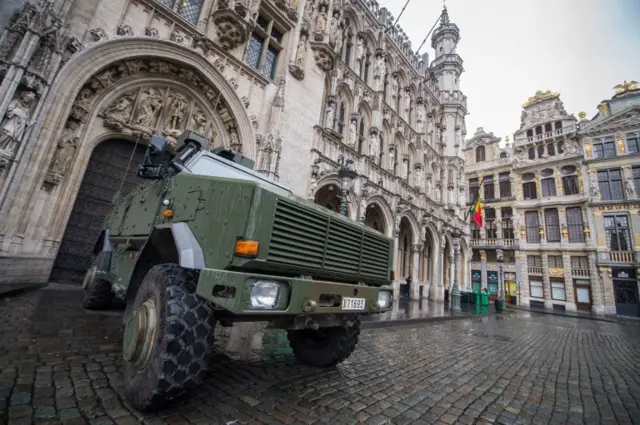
[417,108,425,132]
[303,0,314,22]
[348,119,357,148]
[392,74,398,97]
[191,108,209,135]
[369,133,379,158]
[315,6,327,34]
[359,196,367,221]
[388,148,395,170]
[325,104,334,129]
[0,91,36,157]
[356,38,364,60]
[295,34,308,67]
[332,24,343,53]
[166,94,188,130]
[330,12,340,36]
[104,91,135,121]
[134,88,163,128]
[374,55,385,79]
[48,120,81,179]
[402,159,408,180]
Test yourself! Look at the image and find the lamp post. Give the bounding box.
[496,249,506,312]
[451,231,461,312]
[337,157,357,217]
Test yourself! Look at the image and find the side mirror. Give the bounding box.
[137,136,168,179]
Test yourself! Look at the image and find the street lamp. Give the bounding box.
[451,231,462,312]
[337,157,357,217]
[495,249,506,312]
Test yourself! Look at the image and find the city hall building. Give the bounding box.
[0,0,470,299]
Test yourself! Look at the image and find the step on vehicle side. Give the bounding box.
[82,131,395,412]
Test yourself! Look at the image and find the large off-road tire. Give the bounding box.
[122,264,216,412]
[287,315,361,368]
[82,256,114,310]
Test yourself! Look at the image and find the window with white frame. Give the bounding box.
[530,280,544,298]
[565,207,585,242]
[540,168,556,197]
[604,214,632,251]
[544,208,561,242]
[597,169,624,200]
[525,211,540,243]
[551,281,566,300]
[561,165,580,195]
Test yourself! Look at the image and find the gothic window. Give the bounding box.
[537,145,545,158]
[604,215,632,251]
[528,148,535,160]
[633,167,640,195]
[501,207,514,240]
[245,16,283,80]
[627,132,639,153]
[522,172,537,200]
[156,0,204,25]
[547,143,555,156]
[544,208,561,242]
[597,169,624,200]
[364,55,371,83]
[593,136,616,158]
[337,101,346,134]
[358,119,365,153]
[565,207,584,243]
[540,168,556,197]
[498,172,511,198]
[475,146,485,162]
[561,165,579,195]
[557,141,565,154]
[525,211,540,243]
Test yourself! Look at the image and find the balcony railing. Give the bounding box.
[470,238,519,249]
[503,239,515,247]
[486,238,497,246]
[607,251,635,263]
[571,269,590,278]
[515,124,577,144]
[528,267,543,275]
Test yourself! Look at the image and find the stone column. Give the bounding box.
[541,253,553,309]
[589,252,604,314]
[495,207,502,243]
[480,250,487,290]
[518,252,530,306]
[411,244,422,300]
[600,267,616,315]
[562,252,577,312]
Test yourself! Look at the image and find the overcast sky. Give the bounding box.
[377,0,640,144]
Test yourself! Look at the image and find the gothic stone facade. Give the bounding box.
[465,86,640,317]
[0,0,469,299]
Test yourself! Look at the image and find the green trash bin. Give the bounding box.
[481,291,489,306]
[473,290,479,305]
[495,298,506,312]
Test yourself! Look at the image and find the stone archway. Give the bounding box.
[49,138,146,283]
[314,183,343,213]
[0,37,254,257]
[420,226,436,285]
[363,203,386,234]
[397,217,413,279]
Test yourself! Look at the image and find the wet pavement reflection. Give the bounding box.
[360,297,495,324]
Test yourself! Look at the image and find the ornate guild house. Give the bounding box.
[0,0,469,300]
[466,83,640,317]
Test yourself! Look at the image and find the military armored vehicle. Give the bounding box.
[82,131,395,411]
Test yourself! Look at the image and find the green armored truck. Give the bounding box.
[82,131,395,411]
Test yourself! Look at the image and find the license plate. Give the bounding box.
[342,297,366,311]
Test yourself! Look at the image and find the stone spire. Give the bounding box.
[440,5,450,25]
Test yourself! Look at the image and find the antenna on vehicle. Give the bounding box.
[118,132,142,195]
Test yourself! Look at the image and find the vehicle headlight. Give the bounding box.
[377,290,392,309]
[250,280,281,309]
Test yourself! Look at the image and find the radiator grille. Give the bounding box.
[267,199,391,280]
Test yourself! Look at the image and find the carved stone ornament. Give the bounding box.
[211,9,252,50]
[68,57,238,147]
[44,119,81,186]
[117,24,133,36]
[145,27,159,38]
[310,42,335,72]
[255,130,283,180]
[0,90,37,164]
[170,29,185,44]
[89,28,108,42]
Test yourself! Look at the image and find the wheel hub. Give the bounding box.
[82,265,97,290]
[123,298,158,368]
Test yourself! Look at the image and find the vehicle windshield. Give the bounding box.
[185,151,293,195]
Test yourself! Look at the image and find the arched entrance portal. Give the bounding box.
[314,184,344,214]
[49,139,146,283]
[364,203,386,234]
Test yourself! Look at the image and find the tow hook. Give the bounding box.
[305,318,319,330]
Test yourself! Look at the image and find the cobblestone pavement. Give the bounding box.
[1,287,640,425]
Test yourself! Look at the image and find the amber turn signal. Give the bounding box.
[162,209,173,218]
[390,270,396,281]
[234,240,259,257]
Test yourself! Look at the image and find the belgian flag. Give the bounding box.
[469,197,483,227]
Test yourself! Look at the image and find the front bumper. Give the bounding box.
[196,269,393,315]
